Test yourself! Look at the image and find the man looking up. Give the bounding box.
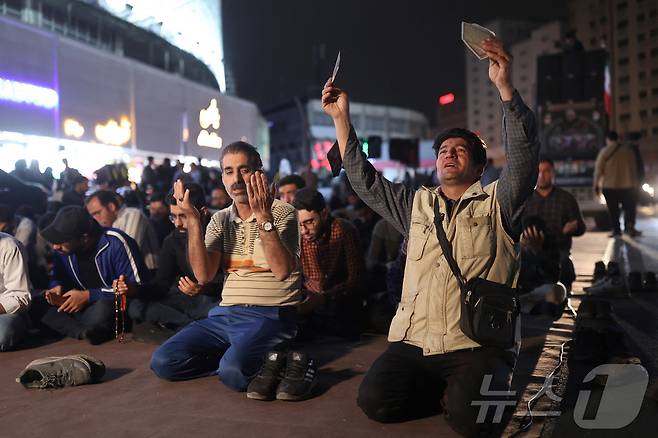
[322,37,539,436]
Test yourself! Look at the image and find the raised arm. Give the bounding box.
[174,180,221,285]
[482,38,540,238]
[321,80,414,236]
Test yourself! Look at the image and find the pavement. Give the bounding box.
[3,210,658,438]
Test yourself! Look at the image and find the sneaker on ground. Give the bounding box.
[276,351,317,401]
[584,275,628,297]
[16,355,105,389]
[246,351,287,401]
[624,228,642,237]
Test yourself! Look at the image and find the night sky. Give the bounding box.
[222,0,566,122]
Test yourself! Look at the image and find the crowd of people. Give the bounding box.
[0,35,647,437]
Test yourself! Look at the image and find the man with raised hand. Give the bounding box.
[150,141,313,401]
[322,37,539,436]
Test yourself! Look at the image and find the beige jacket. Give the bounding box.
[388,182,521,355]
[593,141,639,190]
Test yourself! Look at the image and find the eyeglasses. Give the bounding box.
[169,213,187,223]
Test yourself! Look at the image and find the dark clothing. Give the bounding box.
[61,190,85,207]
[357,342,515,437]
[75,249,104,291]
[131,230,221,330]
[31,294,114,342]
[521,187,585,252]
[518,231,560,294]
[602,188,638,233]
[151,231,222,299]
[150,217,175,247]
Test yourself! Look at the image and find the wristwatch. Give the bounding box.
[259,221,275,232]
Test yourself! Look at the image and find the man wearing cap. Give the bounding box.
[322,37,539,435]
[33,206,150,344]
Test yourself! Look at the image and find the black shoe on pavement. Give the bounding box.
[276,351,317,401]
[246,351,287,401]
[16,355,106,389]
[592,261,607,283]
[608,231,622,238]
[81,327,113,345]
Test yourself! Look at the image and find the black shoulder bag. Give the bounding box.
[433,201,519,349]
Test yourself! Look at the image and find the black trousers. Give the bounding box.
[358,342,516,437]
[30,294,114,342]
[128,290,218,330]
[602,188,638,233]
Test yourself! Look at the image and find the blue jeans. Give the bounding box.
[150,305,297,391]
[0,312,29,351]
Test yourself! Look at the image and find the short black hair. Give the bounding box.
[278,174,306,190]
[86,190,121,208]
[292,188,326,213]
[607,131,619,141]
[432,128,487,168]
[149,192,167,204]
[539,157,555,168]
[219,141,263,171]
[167,183,207,210]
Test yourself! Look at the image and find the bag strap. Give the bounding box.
[432,197,468,293]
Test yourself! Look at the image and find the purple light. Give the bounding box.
[0,76,59,109]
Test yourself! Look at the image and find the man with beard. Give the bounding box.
[322,37,539,435]
[129,183,222,342]
[33,206,148,344]
[292,188,364,339]
[522,158,585,292]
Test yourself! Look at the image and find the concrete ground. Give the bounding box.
[3,211,658,438]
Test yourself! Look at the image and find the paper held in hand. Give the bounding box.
[462,22,496,60]
[331,51,341,82]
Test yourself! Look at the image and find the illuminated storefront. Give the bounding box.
[0,12,268,181]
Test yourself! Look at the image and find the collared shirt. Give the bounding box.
[522,187,585,251]
[204,199,301,306]
[300,217,363,296]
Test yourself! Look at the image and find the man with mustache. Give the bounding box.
[322,37,539,435]
[151,142,313,401]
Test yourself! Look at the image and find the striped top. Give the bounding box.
[205,199,301,306]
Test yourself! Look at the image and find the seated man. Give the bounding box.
[0,203,48,288]
[277,174,306,204]
[129,183,222,340]
[86,190,160,271]
[0,232,31,351]
[150,141,303,397]
[292,188,364,339]
[322,37,539,435]
[148,192,175,246]
[522,158,585,291]
[518,216,566,318]
[33,206,149,344]
[209,186,232,211]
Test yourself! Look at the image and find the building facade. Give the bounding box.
[0,0,267,179]
[567,0,658,153]
[466,20,562,163]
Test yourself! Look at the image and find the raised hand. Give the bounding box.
[178,276,202,296]
[321,78,350,121]
[482,38,514,100]
[521,226,544,253]
[245,171,275,223]
[173,179,200,220]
